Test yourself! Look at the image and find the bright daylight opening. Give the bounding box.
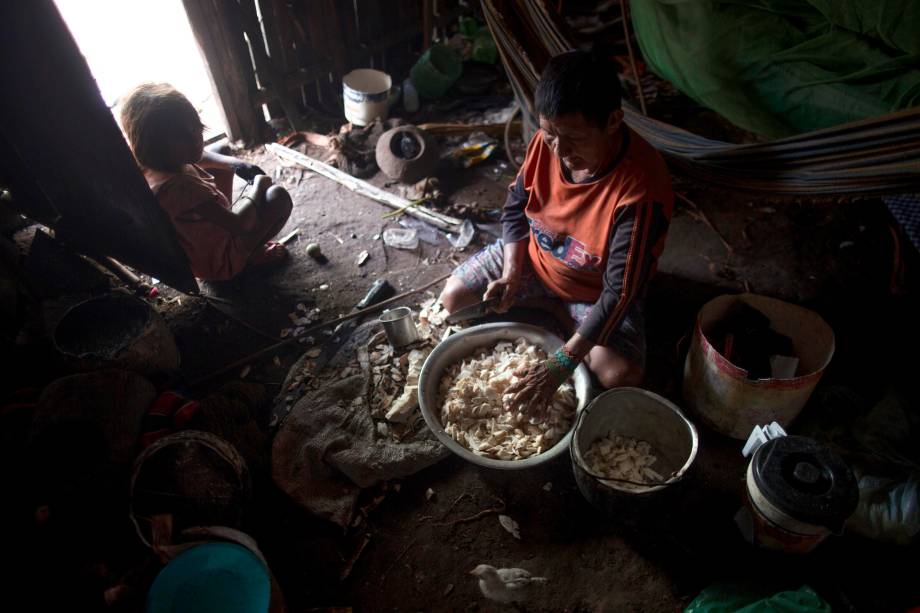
[53,0,226,140]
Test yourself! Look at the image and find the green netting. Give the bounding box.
[631,0,920,138]
[685,583,832,613]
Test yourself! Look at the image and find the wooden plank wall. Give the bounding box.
[184,0,462,142]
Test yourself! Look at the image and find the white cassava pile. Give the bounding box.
[584,434,664,490]
[439,338,577,460]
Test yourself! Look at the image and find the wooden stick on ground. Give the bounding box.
[339,533,372,581]
[188,272,451,388]
[379,536,418,587]
[676,192,733,255]
[434,496,506,527]
[100,256,153,295]
[266,143,462,231]
[204,298,281,344]
[417,121,522,137]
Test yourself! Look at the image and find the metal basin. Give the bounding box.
[570,388,699,514]
[417,322,594,470]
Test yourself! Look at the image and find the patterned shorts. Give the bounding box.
[453,240,646,366]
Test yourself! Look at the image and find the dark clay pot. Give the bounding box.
[374,125,439,183]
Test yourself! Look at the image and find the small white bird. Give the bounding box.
[470,564,548,603]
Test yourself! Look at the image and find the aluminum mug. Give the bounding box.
[379,307,418,348]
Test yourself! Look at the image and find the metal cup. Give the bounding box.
[379,306,418,349]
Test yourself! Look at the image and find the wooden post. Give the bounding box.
[182,0,265,143]
[423,0,432,50]
[237,0,306,131]
[256,0,287,120]
[305,0,349,108]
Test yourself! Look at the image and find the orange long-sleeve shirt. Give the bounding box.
[502,127,673,344]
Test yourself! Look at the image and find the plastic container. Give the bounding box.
[409,44,462,99]
[570,388,699,515]
[402,78,419,113]
[342,69,392,126]
[382,227,419,250]
[147,542,270,613]
[683,293,834,439]
[744,435,858,553]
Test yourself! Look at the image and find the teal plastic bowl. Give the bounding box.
[147,542,270,613]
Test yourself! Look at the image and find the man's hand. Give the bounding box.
[504,360,560,415]
[483,274,522,312]
[233,161,267,184]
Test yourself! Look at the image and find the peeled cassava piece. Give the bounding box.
[584,433,664,490]
[439,338,577,461]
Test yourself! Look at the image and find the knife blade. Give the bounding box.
[445,297,500,324]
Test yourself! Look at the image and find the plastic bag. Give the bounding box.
[685,583,831,613]
[409,44,462,99]
[382,228,418,250]
[449,132,497,168]
[398,217,441,245]
[847,473,920,545]
[796,386,920,544]
[458,16,497,64]
[446,219,475,249]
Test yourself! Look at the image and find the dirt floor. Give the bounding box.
[132,120,920,613]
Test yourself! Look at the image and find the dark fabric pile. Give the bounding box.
[705,301,795,380]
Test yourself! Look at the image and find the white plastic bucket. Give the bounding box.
[342,69,392,126]
[682,293,835,439]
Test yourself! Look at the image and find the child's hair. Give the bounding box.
[120,83,202,171]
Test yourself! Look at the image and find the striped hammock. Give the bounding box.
[482,0,920,197]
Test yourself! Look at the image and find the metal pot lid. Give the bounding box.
[751,435,858,530]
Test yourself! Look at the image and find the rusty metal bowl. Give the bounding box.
[417,322,594,470]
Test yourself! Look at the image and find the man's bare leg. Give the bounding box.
[553,311,643,388]
[584,345,643,388]
[439,275,483,313]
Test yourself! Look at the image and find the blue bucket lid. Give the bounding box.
[147,542,270,613]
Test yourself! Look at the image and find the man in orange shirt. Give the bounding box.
[440,51,673,411]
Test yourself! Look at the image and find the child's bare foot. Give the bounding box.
[252,175,273,200]
[248,241,288,270]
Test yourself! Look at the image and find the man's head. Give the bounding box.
[120,83,204,172]
[535,51,624,173]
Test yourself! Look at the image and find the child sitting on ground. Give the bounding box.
[120,83,293,281]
